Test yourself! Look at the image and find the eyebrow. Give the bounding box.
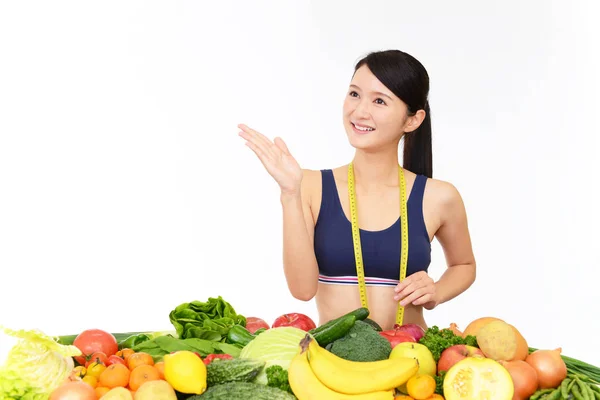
[349,84,393,101]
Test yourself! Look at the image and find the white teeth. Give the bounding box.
[353,123,374,131]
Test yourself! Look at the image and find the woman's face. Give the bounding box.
[343,65,414,152]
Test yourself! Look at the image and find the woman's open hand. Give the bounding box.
[238,124,303,196]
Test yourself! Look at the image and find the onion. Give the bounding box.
[49,381,96,399]
[394,323,425,342]
[500,360,539,400]
[449,322,463,337]
[525,348,567,389]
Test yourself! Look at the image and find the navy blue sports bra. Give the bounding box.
[314,169,432,287]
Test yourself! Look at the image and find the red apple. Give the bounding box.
[380,329,417,348]
[245,317,270,334]
[272,313,316,331]
[437,344,485,373]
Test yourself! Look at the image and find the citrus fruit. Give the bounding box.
[163,350,207,395]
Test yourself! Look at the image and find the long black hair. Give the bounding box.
[354,50,432,178]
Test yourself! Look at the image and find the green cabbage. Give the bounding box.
[0,326,82,400]
[239,326,309,385]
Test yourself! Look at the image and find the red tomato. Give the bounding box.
[106,354,127,366]
[73,329,118,365]
[84,352,108,368]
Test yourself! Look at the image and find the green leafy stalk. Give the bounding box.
[418,326,478,362]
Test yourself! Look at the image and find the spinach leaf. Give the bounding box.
[131,335,242,362]
[169,296,246,340]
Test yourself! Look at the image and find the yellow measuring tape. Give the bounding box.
[348,162,409,325]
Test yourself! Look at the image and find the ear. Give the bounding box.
[404,109,426,133]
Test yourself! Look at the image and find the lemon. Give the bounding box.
[163,351,207,395]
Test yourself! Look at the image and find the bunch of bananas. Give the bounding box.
[288,334,419,399]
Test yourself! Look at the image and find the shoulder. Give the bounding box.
[423,177,465,213]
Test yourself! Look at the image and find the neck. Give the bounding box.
[351,147,400,188]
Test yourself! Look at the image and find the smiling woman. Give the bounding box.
[238,49,476,332]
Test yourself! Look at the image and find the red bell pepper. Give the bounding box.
[203,353,233,365]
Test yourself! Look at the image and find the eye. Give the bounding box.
[375,98,386,105]
[349,90,359,97]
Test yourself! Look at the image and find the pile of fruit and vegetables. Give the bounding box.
[1,296,598,400]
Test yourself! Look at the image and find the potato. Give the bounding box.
[476,320,529,361]
[134,380,177,400]
[101,387,133,400]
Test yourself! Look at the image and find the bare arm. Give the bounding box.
[238,124,319,301]
[281,170,320,301]
[431,183,477,307]
[394,181,476,309]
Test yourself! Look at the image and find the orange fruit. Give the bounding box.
[395,396,415,400]
[95,386,110,397]
[129,364,161,391]
[127,352,154,370]
[154,361,165,379]
[98,363,131,389]
[117,348,135,361]
[424,395,444,400]
[407,374,436,400]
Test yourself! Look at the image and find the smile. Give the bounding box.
[351,122,375,133]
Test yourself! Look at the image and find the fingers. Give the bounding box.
[239,124,277,152]
[411,293,434,306]
[394,271,426,293]
[398,288,429,307]
[244,140,270,167]
[274,137,291,156]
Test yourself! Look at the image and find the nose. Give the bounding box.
[353,99,370,119]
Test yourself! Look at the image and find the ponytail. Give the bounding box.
[402,102,432,178]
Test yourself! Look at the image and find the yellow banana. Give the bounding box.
[288,339,395,400]
[306,335,419,394]
[309,337,415,371]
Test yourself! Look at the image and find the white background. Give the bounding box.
[1,1,598,364]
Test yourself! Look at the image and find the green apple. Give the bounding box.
[389,342,437,393]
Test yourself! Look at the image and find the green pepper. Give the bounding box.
[119,333,151,349]
[227,325,256,347]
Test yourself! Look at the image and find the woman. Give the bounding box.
[238,50,476,331]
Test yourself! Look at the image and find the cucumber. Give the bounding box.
[206,358,265,386]
[190,382,296,399]
[362,318,383,332]
[348,307,370,321]
[310,315,356,346]
[308,307,369,347]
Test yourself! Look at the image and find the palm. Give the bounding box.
[238,124,303,194]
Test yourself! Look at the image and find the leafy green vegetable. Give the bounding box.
[434,370,447,395]
[131,334,241,362]
[169,296,246,341]
[266,365,293,394]
[418,326,478,362]
[239,327,309,385]
[0,326,82,399]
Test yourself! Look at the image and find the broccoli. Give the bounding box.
[328,320,392,362]
[266,365,294,395]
